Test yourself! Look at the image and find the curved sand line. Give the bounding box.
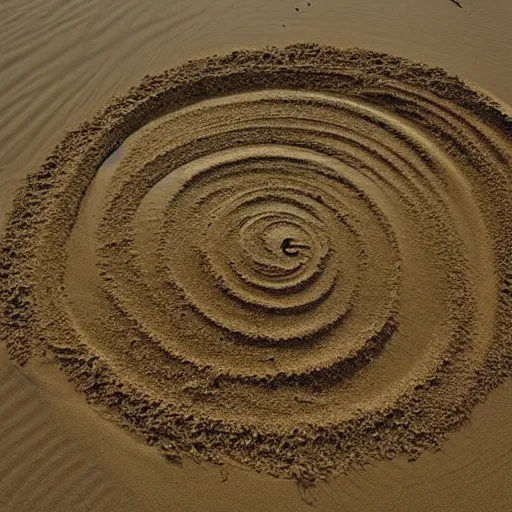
[1,44,511,484]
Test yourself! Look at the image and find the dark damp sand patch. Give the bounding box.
[1,44,511,485]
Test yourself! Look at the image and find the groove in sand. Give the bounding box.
[1,44,511,483]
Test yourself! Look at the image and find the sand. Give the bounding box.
[1,1,512,511]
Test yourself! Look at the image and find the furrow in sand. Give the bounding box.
[1,43,511,483]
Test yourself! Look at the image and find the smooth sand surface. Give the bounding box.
[1,1,511,511]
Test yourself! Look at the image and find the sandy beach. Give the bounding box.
[1,1,511,511]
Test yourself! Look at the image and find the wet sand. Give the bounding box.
[1,1,511,511]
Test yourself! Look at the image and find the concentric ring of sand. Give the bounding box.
[1,44,511,483]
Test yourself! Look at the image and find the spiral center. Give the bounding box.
[281,237,310,257]
[261,222,312,264]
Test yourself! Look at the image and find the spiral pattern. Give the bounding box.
[1,44,511,483]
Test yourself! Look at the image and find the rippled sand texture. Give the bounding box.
[0,350,119,510]
[1,45,511,485]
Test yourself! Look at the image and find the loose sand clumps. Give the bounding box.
[1,44,511,483]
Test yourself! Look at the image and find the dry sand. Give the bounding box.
[1,1,512,511]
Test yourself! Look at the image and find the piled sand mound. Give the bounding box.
[1,44,511,483]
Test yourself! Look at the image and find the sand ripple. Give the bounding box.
[1,44,511,483]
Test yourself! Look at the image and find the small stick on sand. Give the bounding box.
[449,0,463,8]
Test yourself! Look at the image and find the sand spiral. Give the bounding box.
[1,44,511,483]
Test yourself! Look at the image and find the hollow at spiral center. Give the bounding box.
[281,237,310,257]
